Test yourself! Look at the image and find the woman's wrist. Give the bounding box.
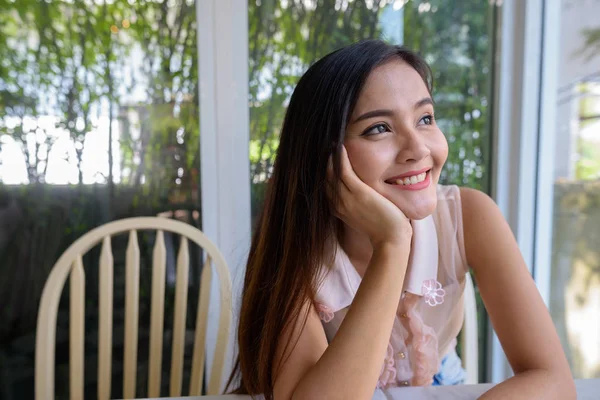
[371,236,411,255]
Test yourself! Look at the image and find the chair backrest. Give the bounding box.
[461,272,479,384]
[35,217,232,400]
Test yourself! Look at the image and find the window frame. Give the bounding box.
[197,0,250,391]
[488,0,561,382]
[198,0,563,387]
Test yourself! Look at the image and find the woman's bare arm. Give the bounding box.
[273,242,409,400]
[461,187,575,399]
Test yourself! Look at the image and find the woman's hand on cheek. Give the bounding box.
[329,146,413,248]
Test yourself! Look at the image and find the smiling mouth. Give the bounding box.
[385,169,431,186]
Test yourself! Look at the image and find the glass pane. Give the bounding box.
[249,0,493,222]
[0,0,201,398]
[248,0,494,381]
[550,0,600,380]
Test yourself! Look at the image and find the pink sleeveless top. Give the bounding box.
[314,185,468,388]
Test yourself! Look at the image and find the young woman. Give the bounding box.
[227,40,575,400]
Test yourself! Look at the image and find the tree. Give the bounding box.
[582,27,600,60]
[0,0,127,184]
[120,0,200,207]
[0,0,200,207]
[0,0,60,184]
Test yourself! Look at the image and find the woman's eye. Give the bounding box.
[362,123,390,136]
[419,115,434,125]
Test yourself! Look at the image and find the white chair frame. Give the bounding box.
[35,217,232,399]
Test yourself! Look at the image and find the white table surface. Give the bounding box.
[137,378,599,399]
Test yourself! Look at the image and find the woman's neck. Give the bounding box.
[339,225,374,278]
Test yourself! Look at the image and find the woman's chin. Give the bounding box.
[395,199,437,221]
[404,210,434,221]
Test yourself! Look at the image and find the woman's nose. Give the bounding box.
[395,130,430,163]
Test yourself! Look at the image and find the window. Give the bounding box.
[0,0,202,397]
[548,0,600,380]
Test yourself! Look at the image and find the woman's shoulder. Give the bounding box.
[455,186,497,221]
[445,186,503,267]
[457,186,505,241]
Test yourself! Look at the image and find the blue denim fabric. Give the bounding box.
[432,348,467,386]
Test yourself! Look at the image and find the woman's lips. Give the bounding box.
[386,170,432,191]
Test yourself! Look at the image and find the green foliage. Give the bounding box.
[576,138,600,180]
[581,27,600,61]
[576,83,600,180]
[0,0,200,208]
[1,0,492,206]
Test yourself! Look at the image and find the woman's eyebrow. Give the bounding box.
[350,97,434,124]
[414,97,434,109]
[351,109,394,124]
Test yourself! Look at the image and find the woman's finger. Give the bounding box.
[327,152,351,196]
[339,145,360,193]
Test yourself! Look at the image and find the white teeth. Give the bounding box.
[391,171,428,186]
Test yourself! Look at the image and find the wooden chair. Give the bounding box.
[35,217,232,399]
[461,272,479,384]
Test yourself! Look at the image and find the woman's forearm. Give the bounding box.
[292,241,409,400]
[479,369,576,400]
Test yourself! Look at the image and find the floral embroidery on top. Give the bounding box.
[421,279,445,307]
[402,293,439,386]
[314,302,334,323]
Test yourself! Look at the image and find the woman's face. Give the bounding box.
[344,60,448,220]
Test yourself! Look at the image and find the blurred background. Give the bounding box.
[0,0,598,398]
